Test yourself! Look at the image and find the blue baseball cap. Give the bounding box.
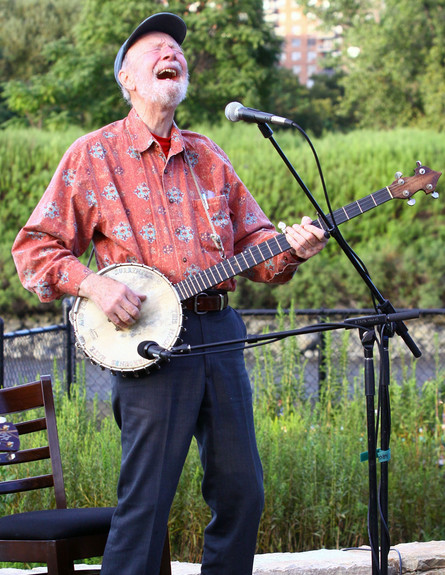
[114,12,187,86]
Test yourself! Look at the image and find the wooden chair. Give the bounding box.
[0,375,171,574]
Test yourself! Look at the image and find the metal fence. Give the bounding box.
[1,300,445,416]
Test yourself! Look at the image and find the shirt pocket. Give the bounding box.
[191,194,234,257]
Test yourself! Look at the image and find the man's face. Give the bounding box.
[123,31,189,107]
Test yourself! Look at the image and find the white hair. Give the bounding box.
[120,54,132,106]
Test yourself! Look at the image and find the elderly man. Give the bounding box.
[12,12,328,575]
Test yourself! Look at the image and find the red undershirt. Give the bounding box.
[153,134,171,157]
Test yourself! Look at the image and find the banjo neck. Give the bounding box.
[174,233,292,302]
[173,162,442,302]
[173,187,395,302]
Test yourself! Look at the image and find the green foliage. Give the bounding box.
[1,336,443,567]
[0,127,84,315]
[2,0,445,133]
[214,124,445,309]
[0,0,83,128]
[299,0,445,131]
[0,0,82,80]
[1,125,445,316]
[0,0,341,135]
[1,0,282,130]
[173,0,282,127]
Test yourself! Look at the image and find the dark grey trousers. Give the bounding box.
[101,307,264,575]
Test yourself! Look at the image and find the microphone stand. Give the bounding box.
[155,310,418,575]
[255,122,421,359]
[253,122,422,575]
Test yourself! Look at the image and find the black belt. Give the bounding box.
[182,291,229,313]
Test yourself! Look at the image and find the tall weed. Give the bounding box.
[0,334,443,566]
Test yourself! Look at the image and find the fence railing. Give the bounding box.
[2,301,444,415]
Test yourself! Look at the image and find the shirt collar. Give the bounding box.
[125,108,185,156]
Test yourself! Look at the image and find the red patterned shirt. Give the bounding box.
[12,108,300,302]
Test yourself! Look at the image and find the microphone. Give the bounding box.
[137,340,172,361]
[225,101,295,127]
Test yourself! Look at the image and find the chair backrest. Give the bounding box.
[0,376,67,509]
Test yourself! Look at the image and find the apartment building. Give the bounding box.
[263,0,336,86]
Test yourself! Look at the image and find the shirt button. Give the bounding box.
[183,257,187,262]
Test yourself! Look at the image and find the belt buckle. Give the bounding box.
[194,292,209,314]
[193,292,226,314]
[217,293,225,311]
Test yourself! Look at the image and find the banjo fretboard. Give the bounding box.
[173,185,398,302]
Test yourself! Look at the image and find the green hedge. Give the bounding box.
[1,124,445,316]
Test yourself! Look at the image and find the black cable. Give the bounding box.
[341,546,402,575]
[290,122,379,312]
[168,321,351,358]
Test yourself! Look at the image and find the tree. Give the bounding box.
[2,0,283,129]
[417,13,445,131]
[0,0,82,80]
[0,0,83,127]
[299,0,445,130]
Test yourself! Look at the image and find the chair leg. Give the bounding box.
[159,532,172,575]
[47,541,75,575]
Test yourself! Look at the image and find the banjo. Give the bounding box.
[71,162,441,374]
[0,418,20,463]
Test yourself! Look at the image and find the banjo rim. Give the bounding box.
[71,263,183,374]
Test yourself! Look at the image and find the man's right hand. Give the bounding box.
[78,273,147,329]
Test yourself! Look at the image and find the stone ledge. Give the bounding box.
[172,541,445,575]
[0,541,443,574]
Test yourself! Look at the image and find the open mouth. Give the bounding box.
[156,68,178,80]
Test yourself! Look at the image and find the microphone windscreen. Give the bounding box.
[225,101,242,122]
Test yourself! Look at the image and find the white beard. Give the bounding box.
[148,75,189,107]
[134,67,189,108]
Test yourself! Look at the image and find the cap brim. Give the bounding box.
[114,12,187,86]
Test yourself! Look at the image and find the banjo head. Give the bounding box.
[71,263,183,373]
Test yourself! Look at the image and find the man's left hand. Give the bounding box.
[284,216,328,262]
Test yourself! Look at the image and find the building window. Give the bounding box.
[307,65,317,76]
[308,51,317,61]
